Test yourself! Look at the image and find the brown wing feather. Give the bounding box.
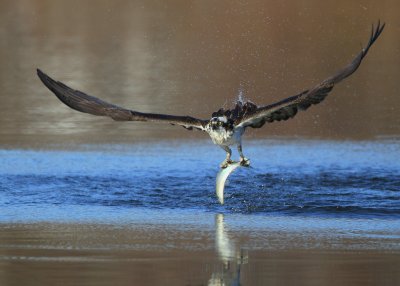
[37,69,208,131]
[236,21,385,129]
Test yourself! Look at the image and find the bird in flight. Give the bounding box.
[38,21,384,169]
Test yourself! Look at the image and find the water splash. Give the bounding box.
[236,84,246,105]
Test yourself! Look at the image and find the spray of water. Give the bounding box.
[235,83,246,105]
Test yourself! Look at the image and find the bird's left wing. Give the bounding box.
[236,21,385,129]
[37,69,208,131]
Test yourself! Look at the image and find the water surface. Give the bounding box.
[1,139,399,222]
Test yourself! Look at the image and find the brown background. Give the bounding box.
[0,0,399,146]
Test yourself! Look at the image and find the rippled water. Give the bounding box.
[1,139,400,285]
[1,139,399,222]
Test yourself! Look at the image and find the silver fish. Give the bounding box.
[216,162,242,204]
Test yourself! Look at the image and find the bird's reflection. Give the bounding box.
[208,214,248,286]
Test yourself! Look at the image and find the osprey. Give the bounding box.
[37,22,384,168]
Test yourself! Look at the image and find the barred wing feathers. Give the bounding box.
[37,69,208,131]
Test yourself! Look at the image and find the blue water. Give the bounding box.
[0,140,400,221]
[0,139,399,222]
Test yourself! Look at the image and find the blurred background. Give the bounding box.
[0,0,399,147]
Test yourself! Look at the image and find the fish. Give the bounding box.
[216,162,248,204]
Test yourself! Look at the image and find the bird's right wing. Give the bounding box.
[37,69,208,131]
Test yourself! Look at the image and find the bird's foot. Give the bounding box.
[240,157,250,167]
[220,159,233,169]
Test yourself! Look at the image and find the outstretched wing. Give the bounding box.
[37,69,208,131]
[236,21,385,129]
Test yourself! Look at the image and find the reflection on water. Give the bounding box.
[1,213,400,286]
[209,214,247,286]
[1,139,397,282]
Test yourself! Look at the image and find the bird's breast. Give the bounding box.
[207,126,243,146]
